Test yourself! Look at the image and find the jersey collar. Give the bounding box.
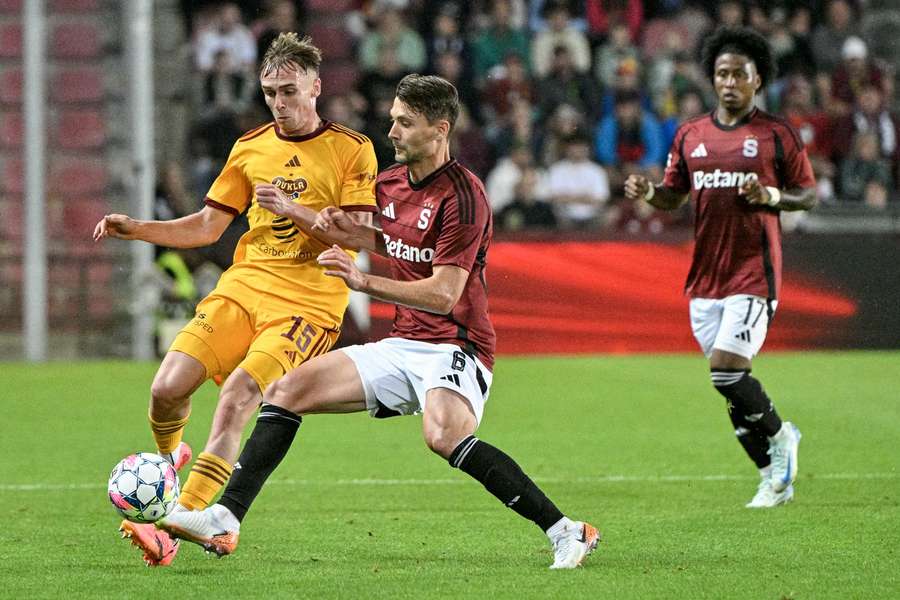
[408,158,459,191]
[711,107,758,131]
[274,118,331,142]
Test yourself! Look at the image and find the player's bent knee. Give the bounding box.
[150,373,193,409]
[423,427,464,459]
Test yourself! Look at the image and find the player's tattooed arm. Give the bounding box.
[624,174,689,210]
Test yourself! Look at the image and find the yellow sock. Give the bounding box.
[149,411,190,455]
[178,451,233,510]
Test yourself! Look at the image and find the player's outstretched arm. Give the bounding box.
[92,205,233,248]
[318,245,466,314]
[624,174,689,211]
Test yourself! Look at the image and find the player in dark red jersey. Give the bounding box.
[159,74,600,569]
[625,27,816,508]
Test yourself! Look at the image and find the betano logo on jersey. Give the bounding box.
[693,169,758,190]
[383,233,435,263]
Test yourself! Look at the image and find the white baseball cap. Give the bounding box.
[842,36,868,60]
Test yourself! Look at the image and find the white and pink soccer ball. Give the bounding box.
[107,452,179,523]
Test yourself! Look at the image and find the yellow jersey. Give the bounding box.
[204,119,378,330]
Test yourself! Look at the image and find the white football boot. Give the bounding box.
[746,473,795,508]
[768,422,801,493]
[548,518,601,569]
[157,503,241,556]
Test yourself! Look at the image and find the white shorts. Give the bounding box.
[340,337,493,425]
[689,295,777,359]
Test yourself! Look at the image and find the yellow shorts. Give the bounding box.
[168,294,340,392]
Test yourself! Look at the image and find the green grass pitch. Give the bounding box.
[0,352,898,599]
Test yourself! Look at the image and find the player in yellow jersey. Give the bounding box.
[93,33,377,566]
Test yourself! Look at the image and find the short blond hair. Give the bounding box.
[260,33,322,77]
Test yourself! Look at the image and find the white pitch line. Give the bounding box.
[0,472,896,492]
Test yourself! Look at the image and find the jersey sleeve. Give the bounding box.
[205,142,252,216]
[662,125,691,194]
[777,123,816,189]
[433,180,489,272]
[339,141,378,212]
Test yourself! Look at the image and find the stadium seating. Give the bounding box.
[50,158,107,196]
[307,23,351,60]
[0,110,22,148]
[2,156,23,194]
[305,0,354,13]
[0,22,21,58]
[51,67,104,104]
[0,68,22,104]
[55,109,105,148]
[50,0,100,11]
[51,23,101,59]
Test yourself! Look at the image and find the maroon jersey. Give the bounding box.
[663,108,815,299]
[376,159,496,370]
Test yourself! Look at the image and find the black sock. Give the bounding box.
[448,435,564,532]
[218,404,301,522]
[712,369,782,467]
[726,402,771,468]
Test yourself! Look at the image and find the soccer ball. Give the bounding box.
[108,452,179,523]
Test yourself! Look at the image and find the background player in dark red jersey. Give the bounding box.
[159,74,600,569]
[624,28,816,508]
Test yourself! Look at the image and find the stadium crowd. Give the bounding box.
[174,0,898,234]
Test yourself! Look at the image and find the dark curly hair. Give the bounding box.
[700,26,775,89]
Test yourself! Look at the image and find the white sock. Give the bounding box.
[759,465,773,479]
[546,516,577,540]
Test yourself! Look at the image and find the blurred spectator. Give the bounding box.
[451,104,494,179]
[358,7,427,73]
[695,1,743,62]
[584,0,643,44]
[536,103,588,166]
[252,1,305,62]
[197,49,256,121]
[832,83,899,184]
[595,21,640,89]
[482,52,533,121]
[471,0,530,83]
[528,0,587,33]
[781,75,837,203]
[746,2,770,35]
[320,94,365,132]
[194,3,257,75]
[661,89,706,150]
[830,37,889,116]
[488,97,538,160]
[426,3,468,73]
[497,167,558,231]
[546,133,610,230]
[485,142,548,213]
[645,23,692,115]
[595,89,665,189]
[811,0,859,76]
[357,46,406,121]
[535,45,601,124]
[434,51,483,124]
[531,2,591,78]
[768,6,815,80]
[839,132,893,207]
